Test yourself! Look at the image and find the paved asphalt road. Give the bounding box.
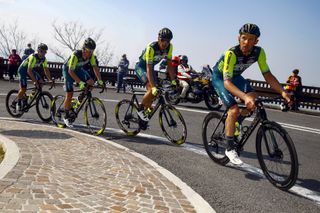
[0,80,319,212]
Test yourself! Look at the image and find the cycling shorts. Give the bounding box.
[212,68,254,108]
[18,66,42,88]
[134,60,158,85]
[63,65,91,92]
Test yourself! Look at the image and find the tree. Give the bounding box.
[0,20,27,57]
[51,21,113,65]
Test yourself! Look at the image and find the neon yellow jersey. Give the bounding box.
[21,53,48,69]
[215,45,270,80]
[140,41,173,65]
[66,50,97,71]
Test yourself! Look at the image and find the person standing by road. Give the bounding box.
[22,43,35,60]
[117,54,129,93]
[7,49,22,82]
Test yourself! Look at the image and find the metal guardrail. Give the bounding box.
[1,59,319,111]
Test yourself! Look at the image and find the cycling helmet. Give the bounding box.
[180,55,188,63]
[172,55,180,67]
[158,28,173,41]
[37,43,48,51]
[83,37,96,50]
[239,23,261,38]
[292,69,299,74]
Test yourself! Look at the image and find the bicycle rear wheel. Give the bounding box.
[51,95,66,128]
[36,91,53,122]
[256,121,299,190]
[84,97,107,136]
[202,112,229,165]
[159,104,187,145]
[5,89,23,118]
[115,99,140,136]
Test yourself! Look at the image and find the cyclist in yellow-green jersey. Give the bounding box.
[211,23,291,165]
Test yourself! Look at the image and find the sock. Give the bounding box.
[225,136,234,151]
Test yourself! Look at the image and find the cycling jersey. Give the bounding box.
[21,53,48,69]
[135,41,173,85]
[18,53,47,88]
[63,50,97,92]
[212,45,270,108]
[213,45,270,80]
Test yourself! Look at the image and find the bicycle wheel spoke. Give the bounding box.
[115,99,140,136]
[202,112,229,165]
[85,97,107,136]
[159,105,186,145]
[36,91,53,122]
[256,122,298,190]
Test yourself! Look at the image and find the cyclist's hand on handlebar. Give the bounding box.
[79,81,86,90]
[151,87,159,96]
[97,80,105,87]
[243,93,256,110]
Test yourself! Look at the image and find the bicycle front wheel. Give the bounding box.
[202,112,229,165]
[159,104,187,145]
[115,99,140,136]
[256,121,299,190]
[51,95,66,128]
[36,91,53,122]
[5,89,23,118]
[84,97,107,136]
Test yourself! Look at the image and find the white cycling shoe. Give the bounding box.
[63,117,74,128]
[225,149,243,165]
[137,110,149,122]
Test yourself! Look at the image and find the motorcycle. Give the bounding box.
[164,70,222,110]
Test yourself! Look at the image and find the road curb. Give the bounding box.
[0,134,20,180]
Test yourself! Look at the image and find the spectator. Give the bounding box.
[117,54,129,93]
[285,69,302,110]
[22,43,35,60]
[0,56,4,79]
[7,49,22,82]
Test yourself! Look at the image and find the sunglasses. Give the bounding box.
[159,38,170,44]
[84,48,94,53]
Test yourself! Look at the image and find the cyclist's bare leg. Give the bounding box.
[141,82,155,110]
[64,92,74,111]
[17,87,27,99]
[225,105,240,138]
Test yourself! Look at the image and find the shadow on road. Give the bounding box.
[0,129,72,140]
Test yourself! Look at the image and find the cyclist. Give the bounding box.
[177,55,195,101]
[62,37,104,127]
[15,43,53,108]
[212,23,291,165]
[135,28,178,121]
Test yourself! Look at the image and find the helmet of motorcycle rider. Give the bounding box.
[172,56,180,67]
[180,55,188,64]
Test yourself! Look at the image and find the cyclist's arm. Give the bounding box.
[90,55,102,81]
[43,59,52,82]
[68,54,82,83]
[27,55,37,83]
[263,72,290,102]
[166,44,176,81]
[145,45,156,87]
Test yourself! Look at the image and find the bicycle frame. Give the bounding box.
[212,101,270,151]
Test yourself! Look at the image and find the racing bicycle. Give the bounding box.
[202,97,299,190]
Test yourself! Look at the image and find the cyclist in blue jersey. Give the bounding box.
[62,38,104,127]
[212,23,291,165]
[135,28,178,121]
[16,43,53,103]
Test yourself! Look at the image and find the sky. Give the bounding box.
[0,0,320,86]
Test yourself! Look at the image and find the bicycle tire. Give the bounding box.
[256,121,299,190]
[204,91,222,110]
[202,112,229,165]
[159,104,187,145]
[51,95,66,128]
[36,91,53,122]
[115,99,141,136]
[5,89,24,118]
[84,97,107,136]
